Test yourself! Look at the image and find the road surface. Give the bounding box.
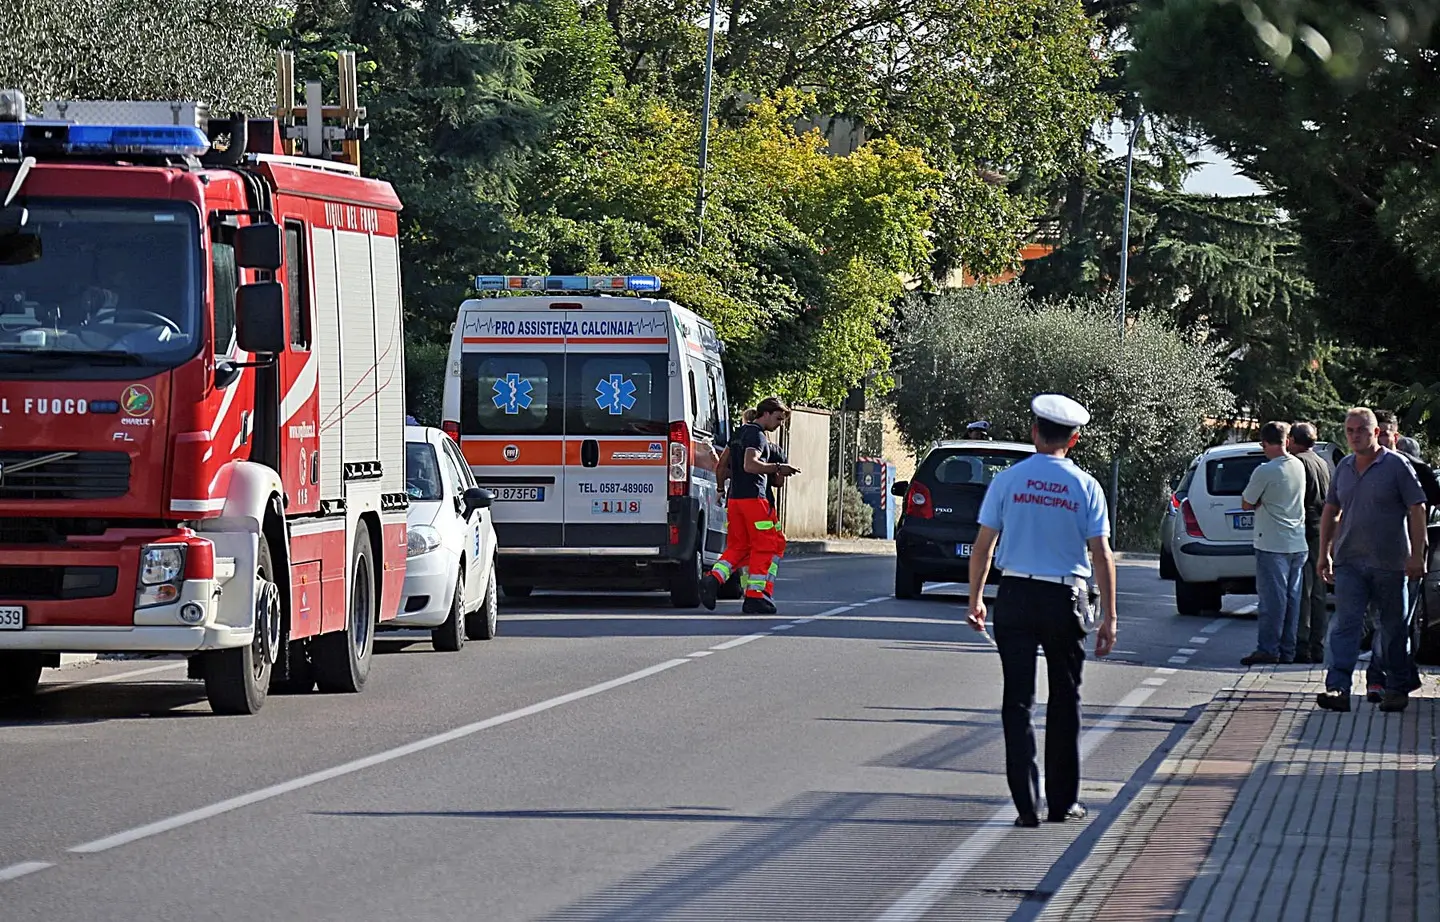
[0,554,1259,921]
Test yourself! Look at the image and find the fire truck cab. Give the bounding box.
[0,63,408,713]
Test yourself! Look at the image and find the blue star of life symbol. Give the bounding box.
[492,373,533,414]
[595,374,637,415]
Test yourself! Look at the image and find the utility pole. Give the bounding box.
[695,0,719,249]
[1109,111,1142,528]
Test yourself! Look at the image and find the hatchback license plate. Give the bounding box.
[957,543,972,557]
[0,606,23,630]
[494,487,543,502]
[1231,513,1254,530]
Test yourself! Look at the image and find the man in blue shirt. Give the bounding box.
[967,394,1118,828]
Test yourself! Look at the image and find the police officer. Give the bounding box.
[966,394,1118,827]
[965,420,994,440]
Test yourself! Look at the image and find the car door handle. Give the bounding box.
[581,439,599,468]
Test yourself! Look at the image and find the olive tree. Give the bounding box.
[2,0,282,112]
[889,285,1234,549]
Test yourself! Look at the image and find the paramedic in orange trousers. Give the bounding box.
[702,397,800,614]
[715,410,788,600]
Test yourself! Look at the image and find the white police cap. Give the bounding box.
[1031,393,1090,428]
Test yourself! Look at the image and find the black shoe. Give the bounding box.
[741,597,777,615]
[1292,651,1313,664]
[1241,651,1280,666]
[1316,690,1351,712]
[1367,684,1383,704]
[1380,692,1410,713]
[1048,804,1088,823]
[1408,675,1424,693]
[699,574,719,611]
[1279,656,1295,665]
[1014,811,1040,828]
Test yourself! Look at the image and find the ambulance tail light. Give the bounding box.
[1181,499,1206,538]
[442,420,461,442]
[668,421,691,496]
[904,482,933,519]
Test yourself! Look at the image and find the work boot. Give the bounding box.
[741,596,777,615]
[1380,692,1410,713]
[1241,651,1279,666]
[1367,684,1384,704]
[1316,690,1351,712]
[700,573,719,611]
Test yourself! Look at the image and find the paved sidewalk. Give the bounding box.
[1042,666,1440,921]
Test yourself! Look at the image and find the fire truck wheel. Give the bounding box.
[315,524,377,693]
[466,564,499,641]
[0,653,45,699]
[202,537,277,715]
[432,575,466,652]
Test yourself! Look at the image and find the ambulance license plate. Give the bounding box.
[494,487,543,502]
[0,606,23,630]
[957,544,972,558]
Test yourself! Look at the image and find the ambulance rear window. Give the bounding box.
[461,353,563,435]
[569,354,669,437]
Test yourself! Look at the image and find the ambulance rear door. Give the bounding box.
[456,308,568,548]
[560,310,672,550]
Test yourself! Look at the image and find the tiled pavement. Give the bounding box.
[1040,667,1440,921]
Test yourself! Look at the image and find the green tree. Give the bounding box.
[889,284,1233,548]
[1127,0,1440,426]
[2,0,282,111]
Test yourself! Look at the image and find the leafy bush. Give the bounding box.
[890,285,1234,549]
[828,477,874,537]
[405,338,449,427]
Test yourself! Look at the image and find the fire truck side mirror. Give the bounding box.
[236,282,286,355]
[235,223,283,271]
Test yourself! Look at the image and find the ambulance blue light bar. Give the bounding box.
[474,274,662,293]
[0,122,211,157]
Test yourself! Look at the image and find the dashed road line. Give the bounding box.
[1168,655,1191,665]
[1201,618,1229,634]
[1178,647,1198,655]
[0,862,52,883]
[1188,636,1211,644]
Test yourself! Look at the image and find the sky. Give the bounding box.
[1102,119,1266,198]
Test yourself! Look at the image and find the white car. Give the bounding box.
[390,425,500,650]
[1160,440,1341,615]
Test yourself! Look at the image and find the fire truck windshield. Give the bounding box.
[0,199,201,370]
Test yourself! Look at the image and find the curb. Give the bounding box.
[784,539,896,558]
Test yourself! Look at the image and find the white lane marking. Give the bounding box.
[1188,636,1211,645]
[1233,603,1258,615]
[1201,618,1229,634]
[0,862,53,882]
[1167,656,1190,665]
[819,606,857,616]
[1178,648,1198,655]
[773,624,795,631]
[866,596,893,603]
[38,662,187,694]
[68,658,693,855]
[1154,667,1178,676]
[710,633,768,651]
[1142,677,1168,687]
[687,651,714,658]
[875,687,1156,922]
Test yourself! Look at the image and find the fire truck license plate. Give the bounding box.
[0,606,23,630]
[494,487,543,502]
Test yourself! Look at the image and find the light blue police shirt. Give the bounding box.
[978,454,1110,579]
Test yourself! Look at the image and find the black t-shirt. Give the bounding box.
[728,423,770,500]
[1400,449,1440,508]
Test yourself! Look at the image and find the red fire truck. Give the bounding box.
[0,55,409,713]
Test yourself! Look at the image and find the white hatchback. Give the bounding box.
[390,425,500,650]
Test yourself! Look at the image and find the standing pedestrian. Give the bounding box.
[1287,422,1332,664]
[1316,408,1428,713]
[966,394,1117,828]
[715,408,789,601]
[701,397,800,614]
[1239,422,1309,665]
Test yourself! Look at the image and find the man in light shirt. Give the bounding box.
[1240,421,1309,665]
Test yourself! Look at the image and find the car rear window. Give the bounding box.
[568,353,670,437]
[460,352,564,435]
[406,442,444,501]
[920,449,1030,486]
[1205,455,1265,496]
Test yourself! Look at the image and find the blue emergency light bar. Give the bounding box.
[0,122,211,157]
[474,274,662,293]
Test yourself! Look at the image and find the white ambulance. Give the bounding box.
[441,275,732,606]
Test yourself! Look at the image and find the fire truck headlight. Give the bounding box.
[139,546,186,586]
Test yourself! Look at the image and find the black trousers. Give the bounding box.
[992,576,1086,817]
[1296,528,1327,659]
